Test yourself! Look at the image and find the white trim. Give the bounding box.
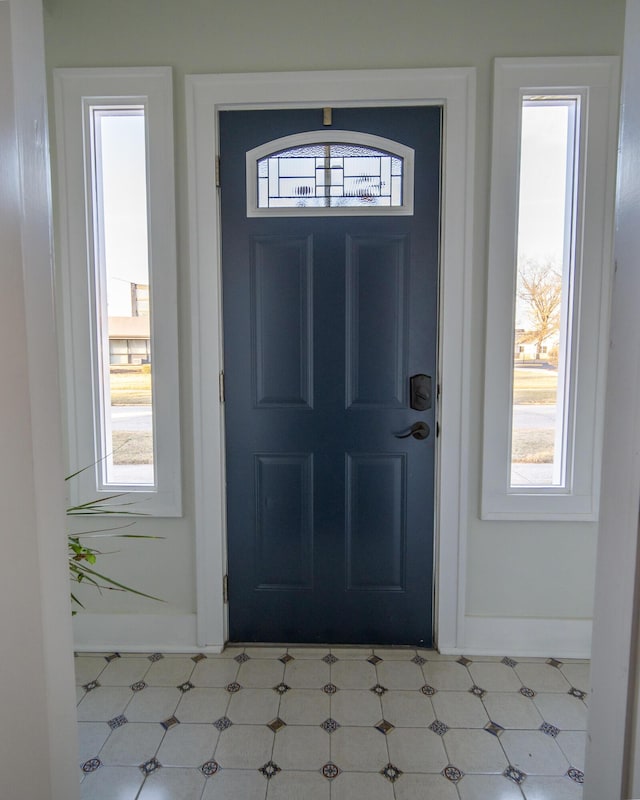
[246,130,415,216]
[585,4,640,796]
[186,68,476,650]
[481,57,619,521]
[5,1,80,798]
[73,614,224,654]
[440,616,592,659]
[53,67,182,516]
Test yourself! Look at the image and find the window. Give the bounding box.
[247,131,414,216]
[481,58,619,520]
[54,67,181,516]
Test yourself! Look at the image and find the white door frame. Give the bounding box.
[186,68,476,649]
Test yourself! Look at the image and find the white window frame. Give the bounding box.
[246,130,415,216]
[54,67,181,516]
[481,57,619,521]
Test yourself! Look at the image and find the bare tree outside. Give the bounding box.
[516,258,563,360]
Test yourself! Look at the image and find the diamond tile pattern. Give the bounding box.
[259,760,281,779]
[540,721,560,737]
[380,762,403,782]
[139,757,161,775]
[429,719,450,735]
[320,717,340,733]
[76,647,589,798]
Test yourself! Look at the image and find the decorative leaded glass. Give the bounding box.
[256,143,404,209]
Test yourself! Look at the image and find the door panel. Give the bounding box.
[346,234,408,408]
[220,106,441,645]
[252,236,313,408]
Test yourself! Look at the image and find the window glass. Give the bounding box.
[92,108,154,486]
[510,98,578,488]
[257,142,403,209]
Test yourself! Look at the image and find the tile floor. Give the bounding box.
[75,647,589,799]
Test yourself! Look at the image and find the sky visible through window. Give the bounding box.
[94,109,154,486]
[511,99,575,488]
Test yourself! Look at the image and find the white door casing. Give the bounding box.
[186,68,476,649]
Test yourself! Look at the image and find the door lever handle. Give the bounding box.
[394,421,430,440]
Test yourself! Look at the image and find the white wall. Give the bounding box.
[585,2,640,796]
[0,0,79,798]
[43,0,625,652]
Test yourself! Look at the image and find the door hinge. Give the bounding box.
[215,155,221,188]
[436,421,440,437]
[219,370,225,403]
[223,574,229,604]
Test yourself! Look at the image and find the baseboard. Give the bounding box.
[72,613,224,654]
[439,616,592,659]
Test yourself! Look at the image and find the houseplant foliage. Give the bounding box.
[67,469,163,612]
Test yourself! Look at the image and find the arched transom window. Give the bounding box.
[246,130,414,216]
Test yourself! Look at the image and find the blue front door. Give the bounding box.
[220,106,441,645]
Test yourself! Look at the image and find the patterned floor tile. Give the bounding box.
[330,647,373,659]
[443,729,509,774]
[236,658,285,688]
[283,658,330,688]
[77,722,111,765]
[79,766,144,800]
[422,661,474,691]
[531,693,588,730]
[330,771,395,800]
[393,773,459,800]
[386,727,449,773]
[330,689,382,726]
[514,663,572,693]
[482,691,545,730]
[267,770,330,799]
[124,687,182,723]
[376,660,425,690]
[330,726,389,771]
[137,766,206,800]
[190,657,239,687]
[521,775,584,799]
[468,661,523,692]
[144,657,195,687]
[74,656,108,686]
[173,687,228,723]
[457,773,525,800]
[156,723,219,767]
[278,688,329,724]
[200,767,267,799]
[556,730,587,771]
[381,689,436,727]
[501,730,570,775]
[226,687,280,724]
[98,722,164,766]
[431,690,490,728]
[213,724,274,769]
[98,657,150,686]
[330,659,377,689]
[272,725,330,770]
[373,648,417,660]
[75,649,590,799]
[77,687,133,722]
